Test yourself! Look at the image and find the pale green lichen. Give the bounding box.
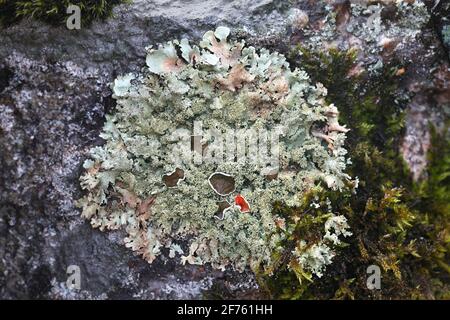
[293,215,351,278]
[78,27,353,273]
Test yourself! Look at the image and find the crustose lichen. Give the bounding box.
[78,27,353,275]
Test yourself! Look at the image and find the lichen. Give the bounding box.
[293,214,352,278]
[78,27,353,274]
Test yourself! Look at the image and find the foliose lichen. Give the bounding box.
[78,27,353,274]
[294,214,351,278]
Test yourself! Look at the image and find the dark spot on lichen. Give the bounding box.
[208,172,236,196]
[214,201,231,220]
[162,168,185,187]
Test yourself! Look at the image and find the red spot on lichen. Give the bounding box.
[235,194,250,213]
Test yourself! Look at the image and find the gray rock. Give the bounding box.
[0,0,292,74]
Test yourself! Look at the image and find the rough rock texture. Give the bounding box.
[0,0,448,299]
[0,0,292,75]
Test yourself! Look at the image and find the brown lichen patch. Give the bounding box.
[217,64,255,92]
[261,75,290,102]
[163,168,185,187]
[116,186,140,208]
[214,200,231,220]
[208,172,236,196]
[265,172,279,181]
[311,105,349,150]
[201,29,243,68]
[138,196,156,217]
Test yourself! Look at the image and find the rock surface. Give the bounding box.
[0,0,448,299]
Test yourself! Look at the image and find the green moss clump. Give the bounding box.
[261,47,449,299]
[0,0,129,27]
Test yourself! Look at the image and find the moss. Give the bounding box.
[0,0,129,27]
[262,47,449,299]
